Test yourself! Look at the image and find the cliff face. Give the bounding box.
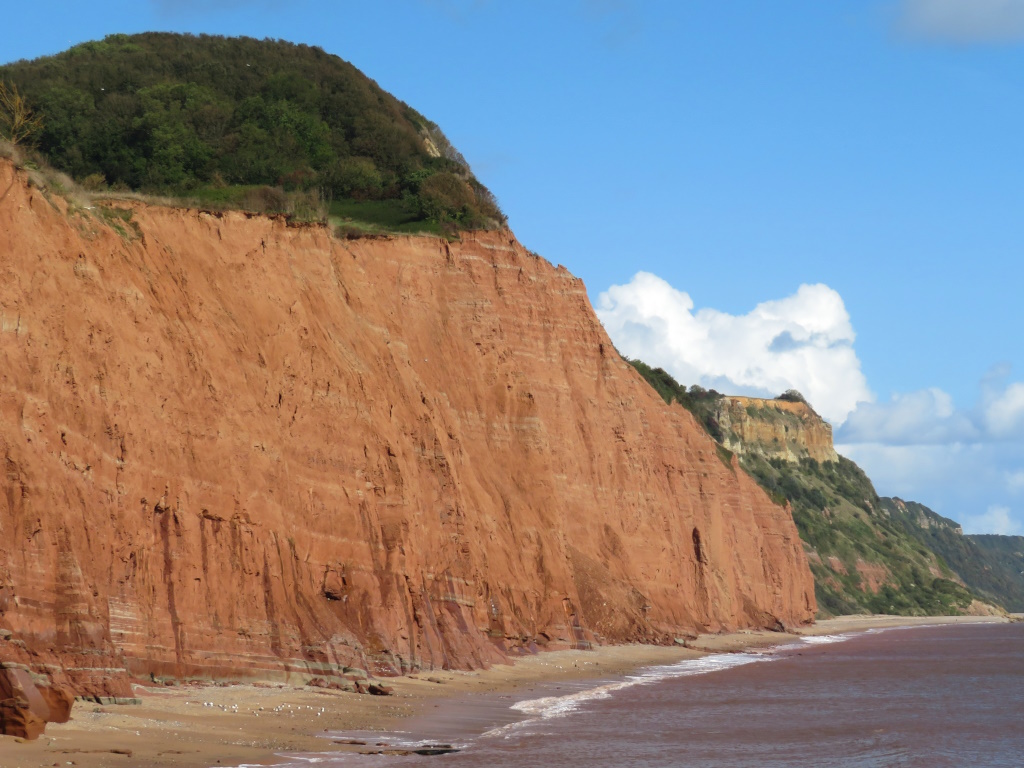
[715,396,838,464]
[883,498,962,534]
[628,362,1004,618]
[0,160,814,694]
[967,536,1024,612]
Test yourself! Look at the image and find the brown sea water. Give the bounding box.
[267,622,1024,767]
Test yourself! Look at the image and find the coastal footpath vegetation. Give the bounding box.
[628,359,1023,617]
[0,33,505,235]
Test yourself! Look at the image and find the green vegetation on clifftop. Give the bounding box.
[0,33,504,233]
[628,357,985,618]
[626,359,726,441]
[881,499,1024,613]
[744,455,974,617]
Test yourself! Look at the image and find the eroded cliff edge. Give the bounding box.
[715,396,838,465]
[0,160,814,694]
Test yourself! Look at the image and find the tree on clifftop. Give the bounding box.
[0,81,43,146]
[777,389,808,405]
[0,34,506,231]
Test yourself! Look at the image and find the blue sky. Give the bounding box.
[4,1,1024,534]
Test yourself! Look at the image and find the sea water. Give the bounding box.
[262,622,1024,767]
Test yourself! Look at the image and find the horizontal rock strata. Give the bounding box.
[0,159,815,697]
[715,396,839,464]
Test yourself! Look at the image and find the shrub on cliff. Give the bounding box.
[0,81,43,146]
[0,33,505,231]
[626,359,725,443]
[776,389,808,404]
[627,354,991,619]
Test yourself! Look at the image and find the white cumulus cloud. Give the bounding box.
[1007,470,1024,493]
[837,442,1024,535]
[983,381,1024,438]
[839,374,1024,446]
[836,442,982,500]
[970,505,1020,535]
[594,272,1024,536]
[596,273,871,424]
[901,0,1024,42]
[838,387,979,445]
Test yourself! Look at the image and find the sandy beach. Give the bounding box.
[0,614,1008,768]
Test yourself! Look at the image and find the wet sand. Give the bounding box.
[0,614,1007,768]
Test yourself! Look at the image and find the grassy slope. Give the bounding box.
[914,525,1024,612]
[967,536,1024,612]
[628,359,978,617]
[329,199,443,236]
[744,457,974,616]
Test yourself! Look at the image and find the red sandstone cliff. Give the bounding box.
[0,159,814,695]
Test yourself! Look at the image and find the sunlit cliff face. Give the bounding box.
[0,159,814,698]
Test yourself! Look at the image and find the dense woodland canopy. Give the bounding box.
[0,33,505,231]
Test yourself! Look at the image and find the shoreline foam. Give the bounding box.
[0,615,1005,768]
